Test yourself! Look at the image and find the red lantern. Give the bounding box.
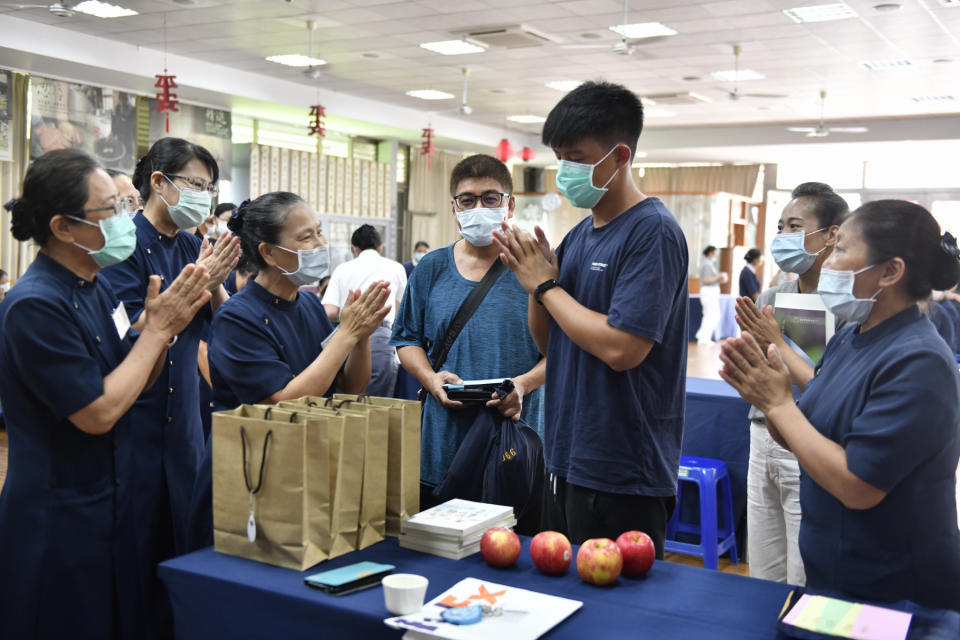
[421,127,435,169]
[308,105,326,137]
[495,138,513,162]
[521,146,536,162]
[154,71,179,133]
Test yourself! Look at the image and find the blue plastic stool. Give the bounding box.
[665,455,739,570]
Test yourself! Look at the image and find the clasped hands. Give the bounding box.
[492,222,558,293]
[719,332,794,415]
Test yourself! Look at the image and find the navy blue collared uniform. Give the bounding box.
[0,253,140,638]
[186,280,336,549]
[798,306,960,611]
[100,212,210,634]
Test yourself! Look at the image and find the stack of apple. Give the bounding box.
[479,528,655,586]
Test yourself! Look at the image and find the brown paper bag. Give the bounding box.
[334,394,421,536]
[211,405,330,570]
[288,397,388,549]
[278,399,367,556]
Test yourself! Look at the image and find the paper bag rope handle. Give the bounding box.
[240,426,273,495]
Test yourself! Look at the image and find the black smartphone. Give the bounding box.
[303,561,395,596]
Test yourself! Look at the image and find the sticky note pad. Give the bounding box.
[782,594,912,640]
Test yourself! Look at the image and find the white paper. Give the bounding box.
[112,303,130,339]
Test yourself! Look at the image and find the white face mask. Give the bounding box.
[159,175,212,230]
[273,244,330,286]
[456,206,507,247]
[412,251,427,265]
[0,283,9,293]
[818,265,881,324]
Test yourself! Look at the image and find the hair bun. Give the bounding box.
[940,232,960,260]
[7,197,34,241]
[227,199,251,235]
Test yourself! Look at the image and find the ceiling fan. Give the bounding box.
[434,67,473,116]
[723,45,787,101]
[301,19,326,80]
[559,0,668,57]
[787,90,868,137]
[4,1,78,17]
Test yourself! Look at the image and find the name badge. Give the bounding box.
[112,303,131,339]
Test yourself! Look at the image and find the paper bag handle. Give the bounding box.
[240,426,273,495]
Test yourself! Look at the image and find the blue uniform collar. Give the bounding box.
[246,280,299,310]
[134,211,183,248]
[851,304,922,347]
[33,251,97,289]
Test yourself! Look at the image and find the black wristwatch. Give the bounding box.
[533,279,561,305]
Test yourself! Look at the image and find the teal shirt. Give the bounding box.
[390,242,544,486]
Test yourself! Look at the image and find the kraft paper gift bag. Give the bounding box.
[333,394,421,536]
[211,405,329,571]
[305,397,389,548]
[278,399,366,556]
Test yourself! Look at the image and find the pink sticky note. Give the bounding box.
[850,604,912,640]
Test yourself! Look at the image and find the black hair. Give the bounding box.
[215,202,236,217]
[236,256,259,277]
[105,168,128,179]
[744,248,763,263]
[227,192,304,270]
[0,269,7,279]
[542,81,644,156]
[703,245,717,257]
[852,200,960,300]
[6,149,102,246]
[352,223,381,251]
[414,240,430,251]
[449,154,513,197]
[791,182,849,229]
[133,137,219,202]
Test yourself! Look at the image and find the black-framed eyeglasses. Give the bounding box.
[80,202,129,217]
[453,191,509,210]
[166,173,219,196]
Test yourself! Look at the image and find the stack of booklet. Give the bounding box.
[399,499,516,560]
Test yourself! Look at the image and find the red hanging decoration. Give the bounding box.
[308,105,326,137]
[421,127,435,169]
[495,138,513,162]
[521,146,536,162]
[154,71,179,133]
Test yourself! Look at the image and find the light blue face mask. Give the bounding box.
[555,146,620,209]
[160,175,212,230]
[273,244,330,286]
[68,210,138,267]
[771,228,827,274]
[818,265,880,324]
[456,206,506,247]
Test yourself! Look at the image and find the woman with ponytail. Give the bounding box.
[721,199,960,611]
[0,149,210,638]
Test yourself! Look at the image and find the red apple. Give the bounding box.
[615,530,655,578]
[480,527,521,568]
[529,531,572,575]
[576,538,623,586]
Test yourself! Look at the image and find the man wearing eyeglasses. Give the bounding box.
[106,168,143,214]
[390,154,546,526]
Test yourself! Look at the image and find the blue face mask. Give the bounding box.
[456,206,507,247]
[273,244,330,286]
[818,265,880,324]
[555,146,620,209]
[160,175,212,230]
[68,210,138,267]
[771,228,826,274]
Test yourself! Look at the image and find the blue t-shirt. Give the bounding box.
[739,265,761,299]
[546,197,689,495]
[931,301,958,352]
[208,280,336,411]
[390,242,545,487]
[797,305,960,611]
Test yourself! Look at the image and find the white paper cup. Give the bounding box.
[382,573,429,616]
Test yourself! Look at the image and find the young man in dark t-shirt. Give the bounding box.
[493,81,689,556]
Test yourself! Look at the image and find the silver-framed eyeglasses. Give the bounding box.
[166,173,219,197]
[119,195,144,212]
[453,191,510,210]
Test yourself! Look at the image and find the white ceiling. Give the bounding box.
[1,0,959,158]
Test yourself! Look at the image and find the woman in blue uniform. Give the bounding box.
[0,149,211,638]
[720,199,960,611]
[186,192,389,548]
[98,137,240,635]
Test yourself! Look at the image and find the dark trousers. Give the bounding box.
[541,474,676,559]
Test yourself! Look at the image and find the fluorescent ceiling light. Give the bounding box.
[545,80,583,92]
[645,109,677,118]
[609,22,677,39]
[860,58,913,70]
[73,1,138,18]
[911,95,955,103]
[711,69,765,82]
[507,115,546,124]
[266,54,327,67]
[782,3,857,23]
[419,40,486,55]
[405,90,455,100]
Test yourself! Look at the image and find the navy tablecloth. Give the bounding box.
[689,294,740,341]
[682,378,752,548]
[158,536,792,640]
